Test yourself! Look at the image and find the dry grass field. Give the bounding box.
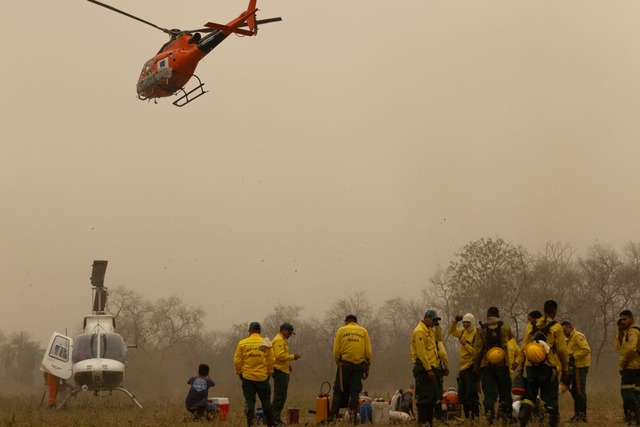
[0,389,631,427]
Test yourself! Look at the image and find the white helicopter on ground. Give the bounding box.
[41,260,142,408]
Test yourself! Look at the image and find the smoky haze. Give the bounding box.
[1,0,640,355]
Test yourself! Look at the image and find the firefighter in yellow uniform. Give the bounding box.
[411,309,441,427]
[515,300,568,427]
[328,314,372,424]
[474,306,513,425]
[271,323,301,425]
[561,320,590,423]
[448,313,479,420]
[615,310,640,426]
[234,322,276,427]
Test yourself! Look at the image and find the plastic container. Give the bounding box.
[209,397,230,421]
[371,401,390,425]
[315,396,332,423]
[287,408,299,424]
[359,401,372,423]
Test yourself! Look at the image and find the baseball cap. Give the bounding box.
[280,322,295,335]
[249,321,262,331]
[425,310,441,321]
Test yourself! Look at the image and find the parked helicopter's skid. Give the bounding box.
[41,261,142,409]
[86,0,282,106]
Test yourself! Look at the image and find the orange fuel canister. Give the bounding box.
[315,381,332,423]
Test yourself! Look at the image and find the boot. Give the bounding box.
[416,403,429,427]
[518,402,532,427]
[247,409,255,427]
[485,408,495,425]
[569,399,579,422]
[471,405,480,419]
[547,409,559,427]
[425,403,435,427]
[264,407,276,427]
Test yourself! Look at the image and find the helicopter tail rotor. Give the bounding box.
[246,0,257,31]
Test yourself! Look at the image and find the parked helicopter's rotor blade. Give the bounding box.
[87,0,173,35]
[90,260,108,288]
[188,17,282,34]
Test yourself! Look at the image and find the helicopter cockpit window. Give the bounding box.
[72,334,93,363]
[72,333,127,363]
[49,336,70,362]
[104,334,127,363]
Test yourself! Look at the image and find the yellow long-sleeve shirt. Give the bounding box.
[333,322,372,365]
[566,329,591,368]
[411,321,439,370]
[474,320,513,368]
[507,338,521,377]
[234,333,275,381]
[448,321,477,370]
[272,332,295,373]
[437,341,449,370]
[616,324,640,370]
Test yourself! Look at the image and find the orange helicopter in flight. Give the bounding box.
[87,0,281,106]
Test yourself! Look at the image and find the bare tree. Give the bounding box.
[443,238,531,338]
[576,244,631,364]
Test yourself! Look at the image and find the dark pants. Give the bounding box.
[413,360,438,426]
[621,369,640,425]
[272,369,290,424]
[458,366,480,419]
[519,364,558,427]
[330,361,364,421]
[242,377,274,427]
[433,368,445,422]
[480,365,512,423]
[568,366,588,421]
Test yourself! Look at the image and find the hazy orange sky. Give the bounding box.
[2,0,640,344]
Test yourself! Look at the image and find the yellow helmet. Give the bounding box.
[524,342,547,365]
[486,347,506,365]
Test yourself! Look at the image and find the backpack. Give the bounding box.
[483,321,504,349]
[530,320,557,345]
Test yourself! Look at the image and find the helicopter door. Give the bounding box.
[41,332,74,379]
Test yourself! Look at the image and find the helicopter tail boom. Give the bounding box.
[204,5,258,36]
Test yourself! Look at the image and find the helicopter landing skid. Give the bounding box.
[173,75,208,107]
[56,385,143,409]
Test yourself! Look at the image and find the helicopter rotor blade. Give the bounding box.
[87,0,173,35]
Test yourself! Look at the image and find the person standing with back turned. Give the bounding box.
[473,306,513,425]
[328,314,372,425]
[271,322,302,425]
[516,300,568,427]
[234,322,276,427]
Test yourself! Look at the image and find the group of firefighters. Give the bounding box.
[409,301,640,427]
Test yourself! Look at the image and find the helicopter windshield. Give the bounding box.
[73,333,127,363]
